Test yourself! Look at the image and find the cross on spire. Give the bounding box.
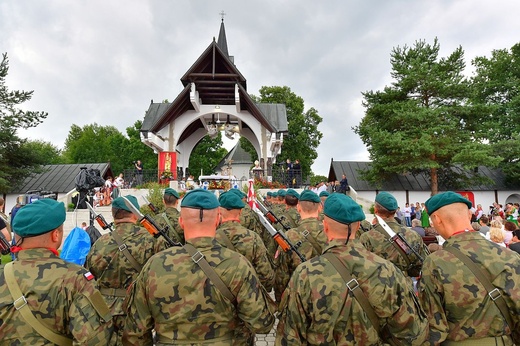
[219,10,226,22]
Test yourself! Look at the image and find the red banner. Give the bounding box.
[158,152,177,180]
[456,191,475,207]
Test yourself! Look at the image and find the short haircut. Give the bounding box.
[479,215,489,224]
[299,200,319,213]
[112,208,133,220]
[164,194,178,205]
[374,202,394,218]
[285,195,298,206]
[504,221,517,232]
[412,219,421,227]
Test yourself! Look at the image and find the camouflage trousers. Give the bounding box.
[442,335,513,346]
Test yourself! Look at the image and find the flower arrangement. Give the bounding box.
[253,177,286,190]
[208,180,231,190]
[160,171,174,180]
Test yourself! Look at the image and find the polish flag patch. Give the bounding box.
[84,272,95,281]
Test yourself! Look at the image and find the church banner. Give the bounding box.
[159,152,176,180]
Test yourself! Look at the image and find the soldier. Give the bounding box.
[282,188,301,228]
[0,199,113,344]
[276,193,428,345]
[152,187,184,244]
[123,189,276,345]
[360,191,427,277]
[216,191,275,344]
[85,195,169,345]
[419,191,520,345]
[274,190,326,302]
[217,191,274,291]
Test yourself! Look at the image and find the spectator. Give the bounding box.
[403,203,412,227]
[134,160,143,186]
[293,159,301,187]
[411,218,426,236]
[286,159,294,187]
[478,215,490,235]
[503,221,516,245]
[112,173,124,198]
[509,229,520,254]
[489,227,506,247]
[103,177,113,206]
[338,174,349,194]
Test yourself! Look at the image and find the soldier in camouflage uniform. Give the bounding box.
[274,190,326,303]
[276,193,428,345]
[86,195,169,345]
[317,190,329,221]
[152,187,184,244]
[359,191,427,277]
[123,189,276,345]
[419,191,520,345]
[0,199,113,344]
[217,191,274,291]
[281,189,301,229]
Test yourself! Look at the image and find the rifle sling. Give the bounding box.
[183,243,236,305]
[443,246,514,333]
[216,229,236,252]
[111,231,142,273]
[322,252,380,335]
[301,229,322,255]
[161,212,182,243]
[4,262,73,346]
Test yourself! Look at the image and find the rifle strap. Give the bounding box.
[322,253,380,335]
[443,246,514,333]
[301,229,322,255]
[4,262,73,346]
[183,243,236,304]
[216,229,236,252]
[161,212,182,243]
[111,231,142,273]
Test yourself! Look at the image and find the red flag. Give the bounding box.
[247,179,257,209]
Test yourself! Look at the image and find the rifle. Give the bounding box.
[121,196,179,247]
[86,202,113,231]
[142,196,159,215]
[255,196,291,231]
[375,215,424,275]
[0,236,10,255]
[254,198,306,262]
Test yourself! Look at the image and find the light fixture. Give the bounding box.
[207,114,218,138]
[223,114,239,139]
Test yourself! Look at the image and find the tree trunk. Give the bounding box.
[430,167,438,196]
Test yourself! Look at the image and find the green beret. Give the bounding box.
[324,193,365,225]
[112,195,139,212]
[425,191,473,216]
[277,189,287,197]
[228,188,247,199]
[319,191,330,197]
[272,191,278,197]
[286,188,300,199]
[164,188,180,199]
[267,192,272,197]
[181,189,220,209]
[375,191,398,211]
[219,192,245,209]
[13,199,66,237]
[300,190,320,203]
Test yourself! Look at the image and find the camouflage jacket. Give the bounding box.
[85,222,169,317]
[243,204,278,260]
[276,239,428,345]
[281,207,301,229]
[217,220,275,291]
[359,217,426,276]
[123,237,275,345]
[152,206,184,244]
[274,217,326,303]
[0,248,113,345]
[419,231,520,344]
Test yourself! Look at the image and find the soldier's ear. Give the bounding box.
[179,216,185,230]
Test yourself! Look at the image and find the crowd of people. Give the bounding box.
[1,186,520,345]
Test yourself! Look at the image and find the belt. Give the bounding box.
[99,287,127,297]
[156,332,233,345]
[443,335,512,346]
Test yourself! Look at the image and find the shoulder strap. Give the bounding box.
[161,212,182,243]
[4,263,73,346]
[301,229,322,255]
[322,253,380,335]
[443,246,514,332]
[216,229,236,251]
[183,243,236,304]
[111,231,143,272]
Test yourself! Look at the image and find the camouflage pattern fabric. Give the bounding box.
[122,237,276,345]
[274,217,326,303]
[276,239,428,345]
[419,231,520,344]
[243,204,277,260]
[359,217,426,276]
[0,248,113,344]
[216,220,274,291]
[356,219,372,238]
[85,222,169,344]
[281,207,301,229]
[152,206,184,244]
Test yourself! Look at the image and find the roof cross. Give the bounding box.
[219,10,226,21]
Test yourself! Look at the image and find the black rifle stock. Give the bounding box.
[254,198,306,262]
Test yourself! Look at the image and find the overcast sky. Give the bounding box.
[1,1,519,176]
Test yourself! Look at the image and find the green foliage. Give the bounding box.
[123,120,158,175]
[471,43,520,184]
[354,38,499,195]
[22,139,64,164]
[252,86,323,181]
[140,182,166,216]
[310,174,327,186]
[188,132,228,179]
[0,53,49,193]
